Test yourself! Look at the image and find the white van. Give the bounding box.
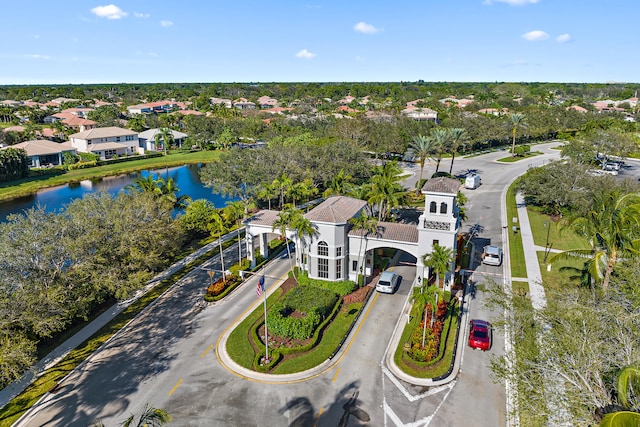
[465,174,481,189]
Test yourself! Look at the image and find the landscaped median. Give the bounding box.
[221,272,373,377]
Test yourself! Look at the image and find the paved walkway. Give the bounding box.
[515,193,547,310]
[0,231,239,410]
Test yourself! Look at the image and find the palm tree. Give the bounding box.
[408,134,435,194]
[92,404,172,427]
[369,161,406,221]
[429,128,450,174]
[272,173,293,209]
[447,128,468,174]
[323,169,353,198]
[256,182,278,210]
[157,177,191,209]
[287,178,318,207]
[223,200,246,264]
[597,365,640,426]
[290,211,318,273]
[410,285,442,347]
[129,175,159,195]
[423,243,455,289]
[348,214,378,284]
[155,127,174,155]
[548,192,640,291]
[209,210,228,281]
[272,204,298,280]
[508,113,527,157]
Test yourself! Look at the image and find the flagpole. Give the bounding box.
[262,267,269,363]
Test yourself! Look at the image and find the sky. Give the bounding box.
[1,0,637,85]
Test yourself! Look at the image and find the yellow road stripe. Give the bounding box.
[332,367,341,382]
[201,344,213,358]
[168,378,183,396]
[314,407,324,427]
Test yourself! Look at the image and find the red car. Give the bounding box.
[468,319,492,351]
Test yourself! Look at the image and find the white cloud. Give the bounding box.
[134,12,149,18]
[91,4,128,20]
[27,54,50,60]
[556,33,571,43]
[484,0,539,5]
[522,30,549,41]
[354,22,381,34]
[295,49,317,59]
[160,20,173,28]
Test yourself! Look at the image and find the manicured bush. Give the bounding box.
[266,286,338,340]
[68,160,97,170]
[296,273,356,296]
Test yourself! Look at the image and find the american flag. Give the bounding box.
[256,275,265,298]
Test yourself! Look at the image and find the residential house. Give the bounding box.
[2,139,76,168]
[127,100,178,115]
[233,98,256,110]
[566,105,588,113]
[138,128,188,151]
[210,97,233,108]
[69,127,142,159]
[257,96,278,109]
[478,108,507,116]
[401,105,438,121]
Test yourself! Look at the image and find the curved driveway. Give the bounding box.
[19,144,563,427]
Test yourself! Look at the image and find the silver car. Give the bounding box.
[376,271,400,293]
[482,245,503,266]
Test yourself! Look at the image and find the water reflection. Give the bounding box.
[0,164,233,221]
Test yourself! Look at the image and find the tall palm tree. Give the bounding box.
[129,175,159,195]
[447,128,468,174]
[256,182,278,210]
[408,134,435,194]
[369,161,406,221]
[287,178,318,207]
[272,173,293,209]
[272,204,298,280]
[348,214,378,284]
[155,127,174,155]
[290,211,318,273]
[548,192,640,291]
[410,285,443,346]
[429,128,450,174]
[157,177,191,209]
[423,243,455,289]
[209,210,228,281]
[223,200,246,264]
[508,113,527,157]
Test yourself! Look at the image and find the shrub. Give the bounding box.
[296,273,356,296]
[68,160,97,170]
[266,286,338,340]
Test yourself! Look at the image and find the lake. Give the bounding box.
[0,164,233,221]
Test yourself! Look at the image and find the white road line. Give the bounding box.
[384,401,406,427]
[381,365,455,403]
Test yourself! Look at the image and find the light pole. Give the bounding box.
[543,221,552,263]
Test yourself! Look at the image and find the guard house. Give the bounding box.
[244,177,461,290]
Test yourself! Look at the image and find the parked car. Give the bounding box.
[469,319,492,351]
[482,245,503,266]
[376,271,400,294]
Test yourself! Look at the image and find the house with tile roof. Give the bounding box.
[244,177,461,289]
[1,140,76,168]
[69,127,142,159]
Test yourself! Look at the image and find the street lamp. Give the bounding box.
[543,221,552,263]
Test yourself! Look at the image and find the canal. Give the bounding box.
[0,164,233,221]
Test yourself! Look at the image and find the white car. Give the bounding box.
[376,271,400,294]
[482,245,503,266]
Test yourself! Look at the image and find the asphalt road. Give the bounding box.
[21,143,574,427]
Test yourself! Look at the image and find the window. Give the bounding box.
[433,239,439,247]
[440,202,447,214]
[318,258,329,278]
[317,241,328,256]
[429,201,437,213]
[336,259,342,279]
[352,260,358,271]
[336,246,342,257]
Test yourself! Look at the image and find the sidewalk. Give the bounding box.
[0,231,238,410]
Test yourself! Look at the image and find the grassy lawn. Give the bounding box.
[526,207,587,251]
[0,150,221,201]
[497,151,542,163]
[507,185,527,279]
[226,287,367,374]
